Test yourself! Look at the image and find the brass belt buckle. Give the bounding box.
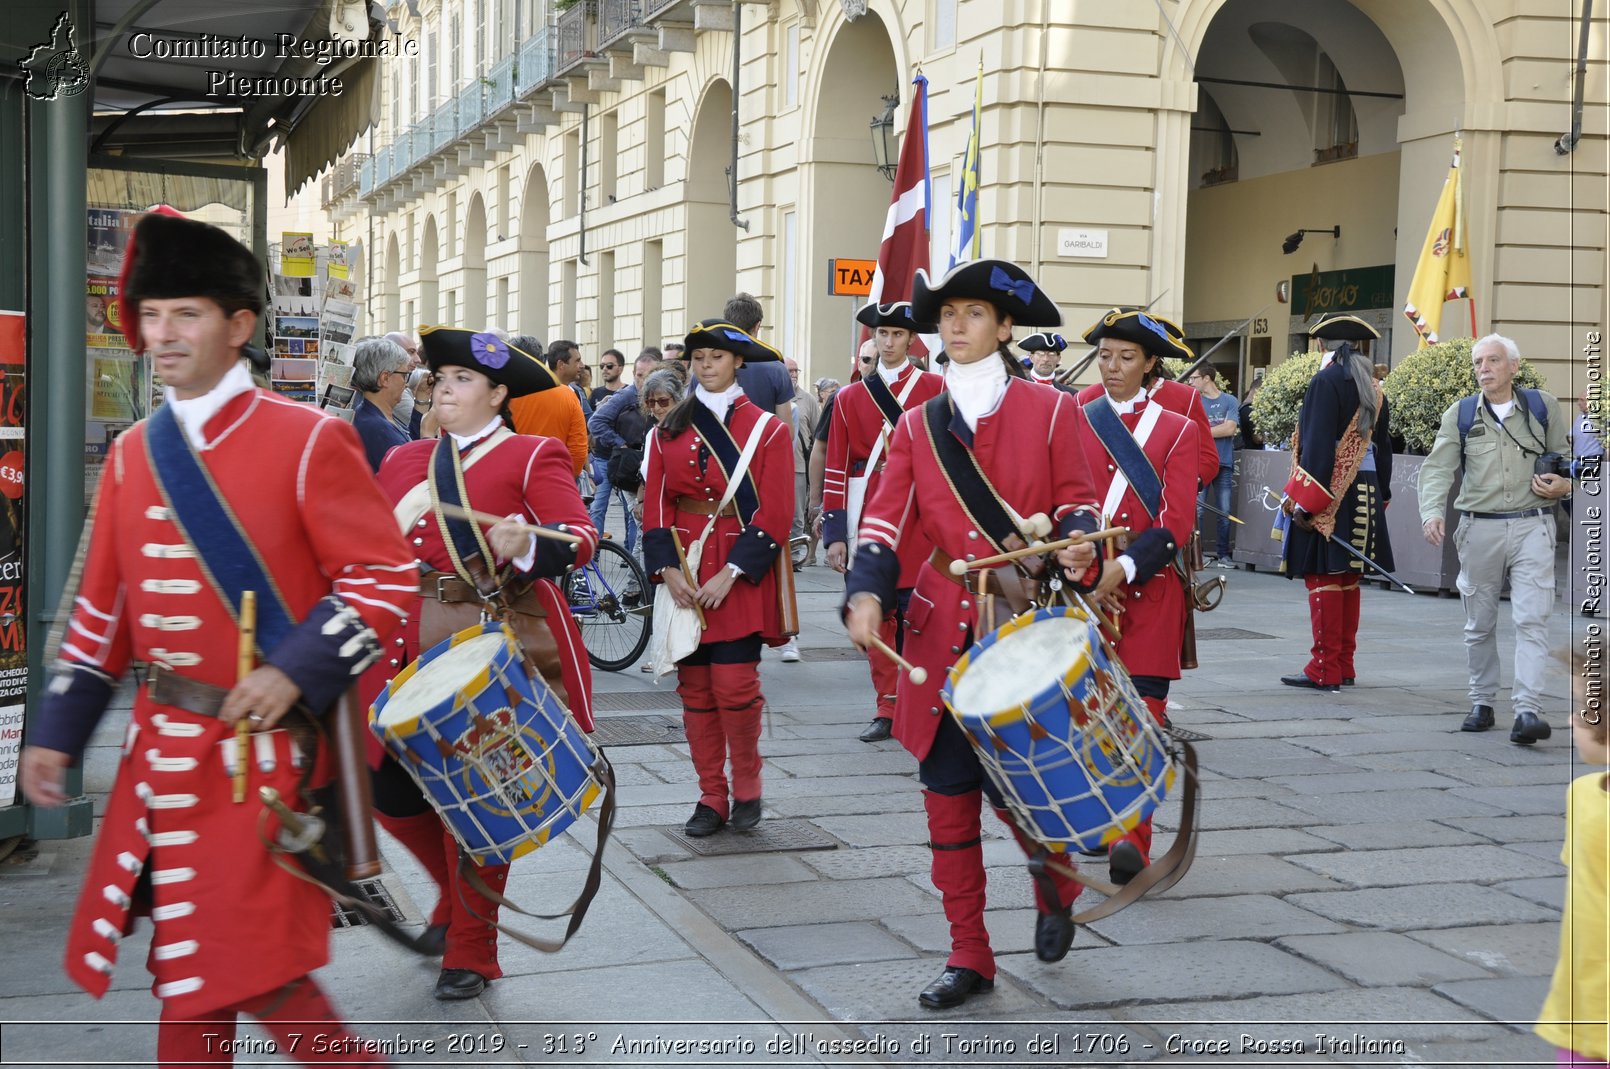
[434,573,457,603]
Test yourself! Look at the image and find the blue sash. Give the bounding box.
[691,402,760,526]
[1083,399,1164,521]
[145,403,296,655]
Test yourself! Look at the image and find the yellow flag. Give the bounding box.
[1403,140,1473,347]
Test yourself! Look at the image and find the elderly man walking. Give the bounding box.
[1419,333,1573,744]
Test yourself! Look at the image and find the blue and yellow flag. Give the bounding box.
[948,62,983,269]
[1403,138,1473,347]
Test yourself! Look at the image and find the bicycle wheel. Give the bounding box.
[563,539,653,672]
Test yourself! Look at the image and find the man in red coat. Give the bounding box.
[1077,307,1203,886]
[21,211,414,1066]
[845,260,1102,1010]
[822,300,944,742]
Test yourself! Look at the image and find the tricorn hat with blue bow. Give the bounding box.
[854,300,931,332]
[418,326,557,398]
[683,319,782,363]
[1081,307,1194,362]
[911,259,1061,328]
[1017,331,1068,354]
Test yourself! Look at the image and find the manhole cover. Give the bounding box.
[1195,627,1276,641]
[665,818,838,856]
[331,877,405,929]
[592,692,683,712]
[789,646,868,662]
[592,713,685,747]
[1167,725,1211,742]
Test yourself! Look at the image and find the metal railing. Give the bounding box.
[598,0,642,43]
[554,0,597,75]
[515,28,553,95]
[322,153,369,206]
[483,56,517,116]
[643,0,682,17]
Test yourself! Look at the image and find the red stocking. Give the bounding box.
[924,789,993,979]
[677,663,728,817]
[866,612,901,719]
[1337,575,1361,681]
[1302,576,1345,686]
[374,810,453,929]
[445,844,508,980]
[711,662,764,803]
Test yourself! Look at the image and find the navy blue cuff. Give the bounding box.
[265,596,384,716]
[1125,527,1181,585]
[528,525,582,579]
[642,528,676,579]
[727,524,781,582]
[821,508,848,548]
[843,541,900,612]
[1058,508,1099,540]
[31,664,118,759]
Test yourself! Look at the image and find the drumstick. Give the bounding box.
[232,591,256,804]
[669,528,707,630]
[947,527,1130,575]
[435,503,586,544]
[867,633,927,686]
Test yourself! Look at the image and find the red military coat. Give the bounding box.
[852,379,1100,761]
[362,429,598,732]
[1076,397,1201,680]
[821,363,946,587]
[48,389,414,1017]
[643,396,794,646]
[1078,377,1219,486]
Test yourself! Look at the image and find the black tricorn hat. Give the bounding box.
[911,259,1061,328]
[1308,314,1381,342]
[683,319,781,363]
[854,300,929,332]
[118,208,264,352]
[418,326,557,398]
[1081,307,1194,362]
[1018,332,1068,354]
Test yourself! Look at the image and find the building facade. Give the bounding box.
[328,0,1607,393]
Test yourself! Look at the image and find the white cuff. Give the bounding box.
[726,562,745,578]
[1118,554,1138,584]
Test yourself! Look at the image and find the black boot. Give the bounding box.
[684,803,725,837]
[858,718,892,743]
[1034,909,1075,963]
[1461,704,1495,732]
[433,968,488,1000]
[1510,711,1552,745]
[918,966,993,1009]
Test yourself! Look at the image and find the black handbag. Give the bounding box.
[606,444,644,491]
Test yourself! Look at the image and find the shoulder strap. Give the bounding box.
[394,427,514,532]
[145,404,298,656]
[921,395,1021,553]
[1456,394,1480,472]
[1520,387,1550,430]
[691,402,769,526]
[1084,398,1165,521]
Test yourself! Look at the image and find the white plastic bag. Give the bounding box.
[649,523,709,680]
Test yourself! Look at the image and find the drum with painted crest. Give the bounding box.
[942,606,1175,853]
[369,621,605,864]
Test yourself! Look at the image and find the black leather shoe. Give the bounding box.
[1109,841,1146,886]
[918,966,993,1009]
[1281,673,1340,693]
[729,797,762,831]
[433,968,488,1000]
[418,923,447,957]
[1461,704,1495,732]
[1342,677,1356,686]
[1034,909,1075,962]
[1510,711,1552,745]
[858,717,893,743]
[684,803,725,837]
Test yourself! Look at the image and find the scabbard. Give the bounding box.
[773,547,800,637]
[330,686,381,879]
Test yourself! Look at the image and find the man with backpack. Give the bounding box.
[1419,333,1573,744]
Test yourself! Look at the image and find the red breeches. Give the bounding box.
[157,976,388,1067]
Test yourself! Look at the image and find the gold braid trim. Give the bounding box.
[1290,381,1382,540]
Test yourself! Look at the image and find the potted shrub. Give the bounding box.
[1381,336,1545,454]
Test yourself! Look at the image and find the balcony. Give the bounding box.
[321,153,368,209]
[598,0,644,45]
[554,1,599,77]
[515,29,553,95]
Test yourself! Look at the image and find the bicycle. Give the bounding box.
[562,537,652,671]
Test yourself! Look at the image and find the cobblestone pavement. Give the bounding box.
[0,549,1589,1068]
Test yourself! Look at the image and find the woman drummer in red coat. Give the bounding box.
[1075,309,1203,886]
[844,260,1103,1011]
[643,321,795,839]
[360,327,598,1002]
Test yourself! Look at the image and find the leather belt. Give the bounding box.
[677,496,739,517]
[927,548,1034,612]
[1464,507,1549,520]
[147,664,229,719]
[421,571,548,619]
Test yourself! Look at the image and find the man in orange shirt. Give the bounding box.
[508,335,589,475]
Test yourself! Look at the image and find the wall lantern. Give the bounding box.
[870,93,900,181]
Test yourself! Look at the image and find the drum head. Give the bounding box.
[950,615,1090,715]
[376,632,506,728]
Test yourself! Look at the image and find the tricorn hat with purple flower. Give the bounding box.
[417,326,556,397]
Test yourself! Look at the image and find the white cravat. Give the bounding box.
[1105,392,1146,416]
[164,360,255,450]
[876,359,911,384]
[448,416,506,449]
[945,356,1008,431]
[1031,371,1056,385]
[695,382,744,421]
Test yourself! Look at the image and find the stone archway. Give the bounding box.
[518,162,551,341]
[801,10,899,374]
[418,214,440,325]
[685,78,736,323]
[464,193,488,327]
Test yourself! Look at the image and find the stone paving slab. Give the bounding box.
[1191,827,1342,856]
[1438,812,1572,841]
[1294,729,1525,756]
[1285,843,1555,888]
[1507,838,1570,864]
[1153,853,1347,897]
[766,751,922,778]
[810,812,933,847]
[786,957,1046,1022]
[798,843,931,881]
[684,876,938,929]
[1287,882,1560,930]
[658,853,820,890]
[1084,895,1346,945]
[611,826,694,864]
[1301,819,1488,850]
[1429,761,1576,787]
[1266,769,1467,794]
[1273,931,1494,987]
[1277,787,1510,823]
[757,774,917,799]
[767,792,919,817]
[735,921,919,970]
[1495,875,1565,910]
[1152,796,1318,831]
[1191,749,1364,781]
[1001,940,1348,1009]
[1448,783,1575,815]
[879,907,1118,957]
[1404,922,1563,977]
[1186,718,1363,739]
[1178,774,1298,800]
[1432,974,1556,1032]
